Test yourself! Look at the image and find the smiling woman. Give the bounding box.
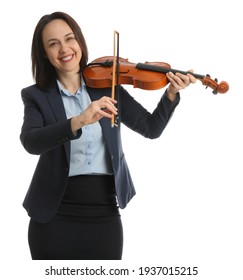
[42,19,82,89]
[31,12,88,93]
[20,11,196,260]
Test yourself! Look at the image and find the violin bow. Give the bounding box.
[111,31,120,127]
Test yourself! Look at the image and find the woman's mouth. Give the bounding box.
[60,54,73,62]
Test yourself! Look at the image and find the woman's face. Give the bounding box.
[42,19,82,77]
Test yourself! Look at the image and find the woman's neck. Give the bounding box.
[58,72,81,94]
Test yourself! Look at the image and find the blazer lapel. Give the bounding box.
[45,85,70,161]
[45,85,67,122]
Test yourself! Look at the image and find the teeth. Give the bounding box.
[62,55,72,61]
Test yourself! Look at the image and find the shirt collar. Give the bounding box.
[56,79,86,97]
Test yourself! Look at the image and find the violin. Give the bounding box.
[83,56,229,94]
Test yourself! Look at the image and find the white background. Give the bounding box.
[1,0,242,279]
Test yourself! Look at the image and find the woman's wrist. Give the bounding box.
[165,87,178,102]
[71,115,85,134]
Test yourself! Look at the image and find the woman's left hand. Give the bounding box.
[166,70,196,101]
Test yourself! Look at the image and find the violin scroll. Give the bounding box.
[199,74,229,94]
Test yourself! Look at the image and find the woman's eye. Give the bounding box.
[49,42,58,47]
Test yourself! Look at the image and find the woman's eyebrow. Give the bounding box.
[65,32,74,37]
[47,33,74,43]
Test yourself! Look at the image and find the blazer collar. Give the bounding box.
[45,84,67,123]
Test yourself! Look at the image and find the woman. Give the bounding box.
[20,11,196,260]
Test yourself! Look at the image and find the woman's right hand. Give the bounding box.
[71,96,118,133]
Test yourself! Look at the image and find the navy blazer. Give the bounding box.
[20,83,180,223]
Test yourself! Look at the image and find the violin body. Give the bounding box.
[83,56,171,90]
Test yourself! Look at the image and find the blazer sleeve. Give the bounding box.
[120,87,180,139]
[20,85,81,155]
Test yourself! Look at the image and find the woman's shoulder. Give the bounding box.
[21,84,43,96]
[21,84,45,93]
[21,85,43,104]
[21,83,57,99]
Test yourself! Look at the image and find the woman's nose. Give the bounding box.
[59,42,69,53]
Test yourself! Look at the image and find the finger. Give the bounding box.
[166,72,181,89]
[100,96,117,105]
[99,97,118,111]
[100,102,118,115]
[98,108,118,119]
[187,74,197,84]
[96,100,118,118]
[168,70,196,86]
[186,69,197,84]
[167,71,187,84]
[175,72,191,85]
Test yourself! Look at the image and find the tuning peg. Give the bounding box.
[205,74,210,89]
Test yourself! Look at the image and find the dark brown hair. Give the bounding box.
[31,11,88,90]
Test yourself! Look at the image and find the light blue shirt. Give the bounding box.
[57,80,113,176]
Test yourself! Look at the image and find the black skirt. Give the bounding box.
[28,175,123,260]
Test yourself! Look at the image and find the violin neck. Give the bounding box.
[136,63,204,79]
